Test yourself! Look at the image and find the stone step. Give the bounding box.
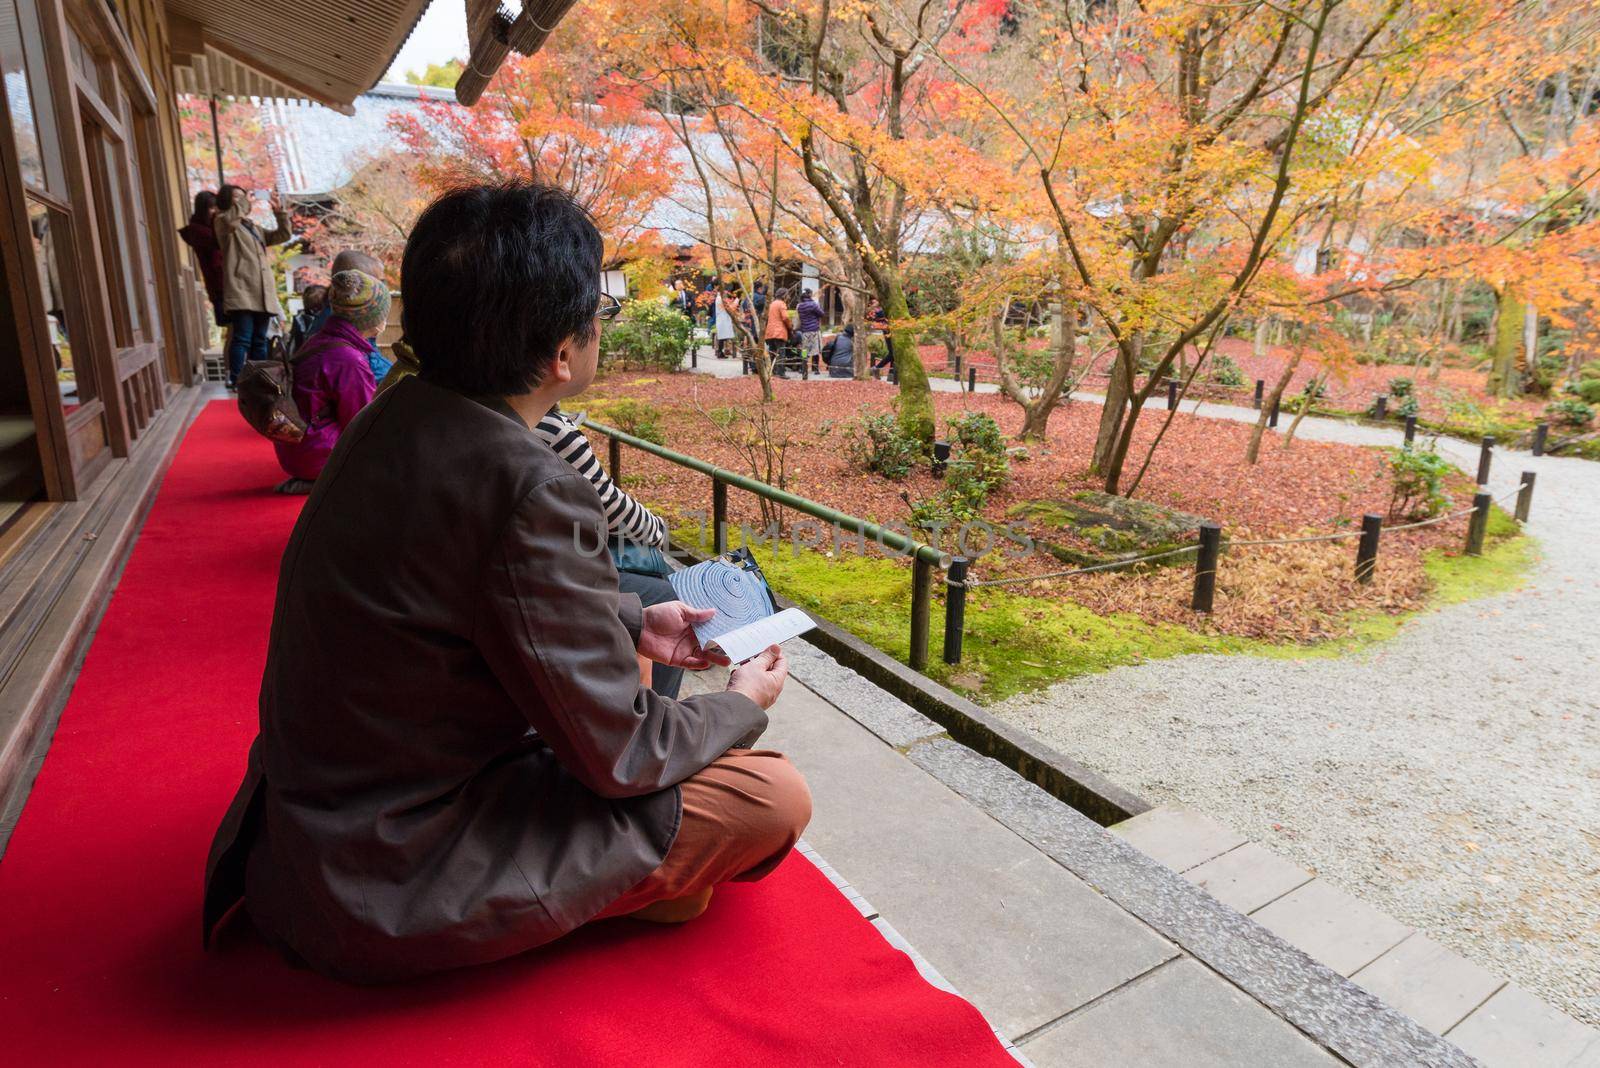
[1112,804,1600,1067]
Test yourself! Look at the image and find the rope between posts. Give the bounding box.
[955,544,1200,588]
[1229,529,1365,548]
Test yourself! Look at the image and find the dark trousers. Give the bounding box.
[615,570,685,699]
[226,311,271,384]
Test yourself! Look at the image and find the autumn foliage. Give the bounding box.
[391,50,679,261]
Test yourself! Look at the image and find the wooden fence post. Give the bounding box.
[943,556,969,665]
[1476,435,1494,485]
[1355,513,1382,584]
[712,477,728,554]
[1516,471,1535,523]
[1465,491,1491,555]
[1192,523,1222,612]
[910,556,933,670]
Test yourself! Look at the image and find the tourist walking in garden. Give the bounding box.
[214,184,292,388]
[714,286,737,358]
[177,190,226,330]
[204,181,808,984]
[270,270,384,494]
[796,288,823,371]
[765,287,792,371]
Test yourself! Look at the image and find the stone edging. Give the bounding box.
[772,593,1152,825]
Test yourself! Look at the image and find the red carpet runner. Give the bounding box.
[0,403,1012,1066]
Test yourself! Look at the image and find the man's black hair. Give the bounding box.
[402,181,603,397]
[217,184,247,212]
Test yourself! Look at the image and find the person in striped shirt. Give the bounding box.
[534,408,667,550]
[536,407,685,699]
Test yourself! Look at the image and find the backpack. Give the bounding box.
[236,336,307,444]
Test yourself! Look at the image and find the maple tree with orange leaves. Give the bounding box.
[390,48,680,263]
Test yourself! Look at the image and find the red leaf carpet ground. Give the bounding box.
[0,402,1013,1066]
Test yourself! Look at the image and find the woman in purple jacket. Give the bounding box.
[273,270,387,493]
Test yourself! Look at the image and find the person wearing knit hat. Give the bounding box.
[329,268,391,336]
[302,252,395,380]
[270,269,388,493]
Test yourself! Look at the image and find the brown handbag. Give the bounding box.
[236,335,307,444]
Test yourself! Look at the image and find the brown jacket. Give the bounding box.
[215,199,290,315]
[203,375,767,983]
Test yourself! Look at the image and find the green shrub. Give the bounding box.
[1209,354,1246,387]
[910,413,1011,529]
[599,300,692,373]
[844,407,920,479]
[1387,376,1414,398]
[1396,395,1421,419]
[1387,446,1451,521]
[867,335,889,362]
[947,410,1009,490]
[1569,367,1600,405]
[590,398,666,445]
[1545,398,1595,428]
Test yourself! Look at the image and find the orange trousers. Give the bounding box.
[595,749,812,921]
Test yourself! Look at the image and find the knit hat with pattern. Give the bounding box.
[329,269,390,335]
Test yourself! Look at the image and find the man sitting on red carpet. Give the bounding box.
[202,181,811,984]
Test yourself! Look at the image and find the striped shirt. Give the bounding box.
[535,408,668,549]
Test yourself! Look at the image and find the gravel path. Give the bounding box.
[995,416,1600,1026]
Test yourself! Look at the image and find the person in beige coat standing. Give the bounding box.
[215,183,292,388]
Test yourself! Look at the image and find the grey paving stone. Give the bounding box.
[1111,804,1248,873]
[1185,842,1314,915]
[1352,933,1504,1036]
[1251,879,1413,977]
[764,686,1177,1039]
[904,738,1475,1067]
[781,637,945,748]
[1021,957,1341,1068]
[1445,985,1600,1068]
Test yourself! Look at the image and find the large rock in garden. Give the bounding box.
[1007,491,1206,568]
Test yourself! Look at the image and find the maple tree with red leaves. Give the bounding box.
[177,96,275,197]
[390,50,678,262]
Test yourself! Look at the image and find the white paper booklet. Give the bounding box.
[668,551,815,664]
